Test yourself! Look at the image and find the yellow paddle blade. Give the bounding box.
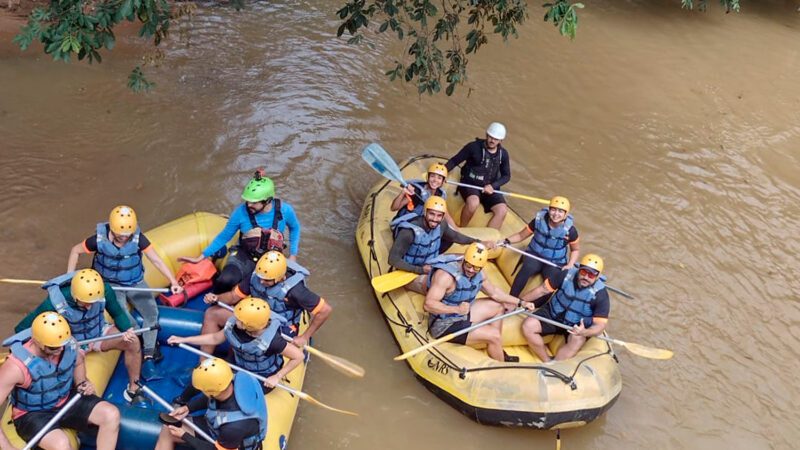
[297,391,359,416]
[370,271,418,294]
[305,346,366,378]
[0,351,7,364]
[617,341,674,360]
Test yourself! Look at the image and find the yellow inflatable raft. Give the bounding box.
[2,212,308,449]
[355,156,622,429]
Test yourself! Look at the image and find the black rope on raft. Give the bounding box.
[462,364,576,386]
[566,350,612,381]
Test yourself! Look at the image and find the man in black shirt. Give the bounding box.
[445,122,511,229]
[388,196,480,292]
[156,358,266,450]
[520,254,610,362]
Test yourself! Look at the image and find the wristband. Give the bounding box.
[517,299,523,308]
[503,238,511,245]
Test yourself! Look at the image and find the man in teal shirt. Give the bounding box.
[15,269,145,403]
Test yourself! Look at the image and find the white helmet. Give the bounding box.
[486,122,506,140]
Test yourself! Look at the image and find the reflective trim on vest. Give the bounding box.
[46,273,106,342]
[206,372,267,450]
[427,255,484,321]
[463,140,504,184]
[548,268,605,327]
[249,260,310,324]
[526,209,574,265]
[223,315,286,376]
[9,339,78,412]
[92,222,144,286]
[389,213,442,266]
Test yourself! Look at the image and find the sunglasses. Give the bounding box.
[43,345,62,352]
[464,262,483,272]
[579,268,599,280]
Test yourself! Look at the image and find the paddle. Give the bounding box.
[0,278,169,293]
[446,180,549,205]
[213,301,366,379]
[362,143,409,187]
[394,308,527,361]
[500,244,636,300]
[280,333,365,379]
[138,382,216,443]
[0,326,160,363]
[371,271,419,294]
[75,325,159,347]
[361,143,429,203]
[523,311,674,360]
[21,393,83,450]
[176,343,358,416]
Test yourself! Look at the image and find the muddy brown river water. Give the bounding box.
[1,0,799,448]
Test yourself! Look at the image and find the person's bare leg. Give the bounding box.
[466,300,505,361]
[406,275,428,294]
[101,326,142,392]
[555,335,586,361]
[199,306,232,355]
[87,402,120,450]
[487,203,508,230]
[36,429,74,450]
[460,195,480,227]
[465,326,504,361]
[154,425,176,450]
[521,317,551,362]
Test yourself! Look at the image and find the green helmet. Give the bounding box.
[241,172,275,203]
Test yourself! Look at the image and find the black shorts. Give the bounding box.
[457,186,507,213]
[532,308,570,337]
[13,394,105,442]
[224,248,257,277]
[177,416,264,450]
[429,314,472,345]
[175,417,212,450]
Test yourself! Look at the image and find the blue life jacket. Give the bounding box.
[427,254,484,321]
[46,273,106,342]
[5,331,77,412]
[548,268,606,327]
[526,208,575,265]
[395,180,447,218]
[249,260,310,325]
[389,213,442,266]
[206,371,267,450]
[224,315,286,376]
[92,222,144,286]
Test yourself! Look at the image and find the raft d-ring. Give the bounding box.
[569,380,577,391]
[459,368,467,380]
